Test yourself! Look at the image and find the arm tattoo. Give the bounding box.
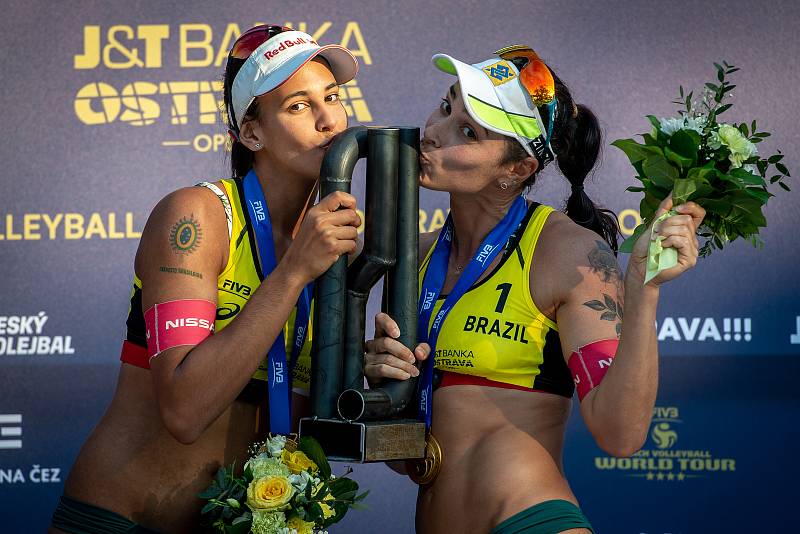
[584,293,624,337]
[588,240,622,287]
[159,266,203,279]
[169,214,202,254]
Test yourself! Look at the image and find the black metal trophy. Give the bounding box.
[298,126,427,463]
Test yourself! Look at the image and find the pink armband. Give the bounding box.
[568,339,619,401]
[144,299,216,359]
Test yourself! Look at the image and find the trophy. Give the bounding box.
[299,126,428,464]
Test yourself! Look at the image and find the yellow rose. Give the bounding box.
[246,475,295,511]
[281,449,319,475]
[286,515,316,534]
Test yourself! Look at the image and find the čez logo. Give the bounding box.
[0,414,22,450]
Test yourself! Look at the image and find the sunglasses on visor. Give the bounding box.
[229,24,292,60]
[495,45,557,160]
[494,45,555,107]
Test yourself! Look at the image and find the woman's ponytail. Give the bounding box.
[553,100,620,252]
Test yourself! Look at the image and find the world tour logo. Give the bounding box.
[72,22,374,153]
[594,405,736,482]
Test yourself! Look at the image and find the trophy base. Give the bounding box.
[299,417,426,462]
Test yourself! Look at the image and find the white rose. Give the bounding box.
[659,117,685,136]
[267,435,287,457]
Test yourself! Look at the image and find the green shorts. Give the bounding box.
[51,495,162,534]
[491,499,594,534]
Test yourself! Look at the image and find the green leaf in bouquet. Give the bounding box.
[611,139,662,164]
[619,223,648,253]
[243,464,253,484]
[642,133,661,147]
[698,198,732,217]
[705,82,720,92]
[329,477,359,498]
[642,155,678,189]
[298,436,332,479]
[227,517,252,534]
[626,186,645,192]
[768,154,784,164]
[738,123,749,137]
[671,178,698,206]
[743,187,772,203]
[307,502,324,523]
[201,501,221,514]
[664,147,693,172]
[198,483,223,500]
[645,115,662,133]
[668,129,700,163]
[729,167,766,186]
[775,162,791,176]
[779,181,791,192]
[715,103,732,116]
[640,191,662,221]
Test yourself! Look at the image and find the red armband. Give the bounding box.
[144,299,216,360]
[568,339,619,401]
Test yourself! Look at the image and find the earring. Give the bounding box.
[254,143,262,150]
[500,182,509,190]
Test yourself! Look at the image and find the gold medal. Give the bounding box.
[406,432,442,485]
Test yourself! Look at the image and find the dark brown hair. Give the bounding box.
[502,67,619,252]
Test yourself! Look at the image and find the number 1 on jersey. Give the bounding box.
[495,283,512,313]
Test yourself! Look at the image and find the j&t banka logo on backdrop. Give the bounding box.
[72,21,374,149]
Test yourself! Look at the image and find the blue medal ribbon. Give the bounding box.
[242,169,313,435]
[417,195,528,428]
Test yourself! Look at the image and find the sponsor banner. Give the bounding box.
[1,1,799,532]
[0,313,76,357]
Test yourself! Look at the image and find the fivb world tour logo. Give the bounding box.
[72,22,374,152]
[594,405,736,482]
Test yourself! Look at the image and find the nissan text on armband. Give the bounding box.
[144,299,216,359]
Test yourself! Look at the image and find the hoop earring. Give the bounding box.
[253,143,262,150]
[500,182,509,190]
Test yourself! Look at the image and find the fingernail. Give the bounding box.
[412,369,420,377]
[392,328,401,337]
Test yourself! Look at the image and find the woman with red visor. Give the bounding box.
[365,46,705,533]
[51,25,361,533]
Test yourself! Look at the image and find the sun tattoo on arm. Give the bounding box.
[169,214,202,255]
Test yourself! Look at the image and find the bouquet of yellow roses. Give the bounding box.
[613,61,791,282]
[198,435,367,534]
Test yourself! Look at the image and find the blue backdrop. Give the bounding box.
[1,1,798,532]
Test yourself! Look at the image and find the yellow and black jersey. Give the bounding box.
[120,178,313,392]
[421,203,573,398]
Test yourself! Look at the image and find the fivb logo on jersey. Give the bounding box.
[656,316,752,342]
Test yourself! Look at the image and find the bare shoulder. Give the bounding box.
[532,211,623,308]
[538,211,619,274]
[134,186,230,294]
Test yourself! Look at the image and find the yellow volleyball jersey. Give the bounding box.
[419,203,574,397]
[121,178,313,392]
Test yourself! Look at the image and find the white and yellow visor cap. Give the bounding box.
[232,30,358,131]
[432,53,551,161]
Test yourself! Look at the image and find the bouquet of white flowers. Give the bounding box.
[198,435,367,534]
[613,61,791,282]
